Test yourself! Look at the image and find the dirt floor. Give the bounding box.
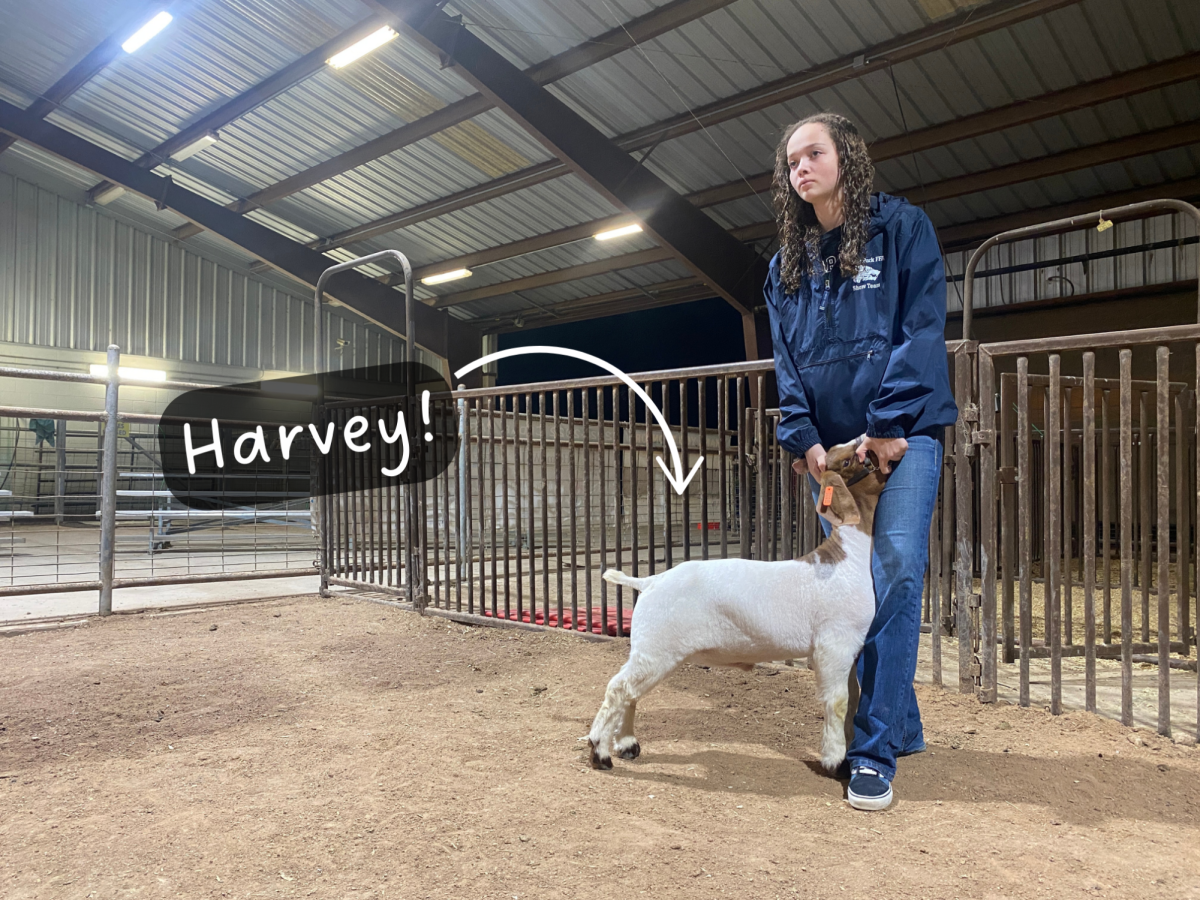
[2,595,1199,900]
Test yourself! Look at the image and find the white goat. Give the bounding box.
[587,438,885,773]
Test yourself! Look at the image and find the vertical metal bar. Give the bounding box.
[1001,373,1015,664]
[555,391,563,627]
[663,381,673,571]
[584,388,593,632]
[569,389,578,628]
[1195,347,1200,741]
[527,391,535,622]
[489,398,498,618]
[699,377,709,560]
[1043,388,1052,633]
[1048,354,1062,715]
[1082,353,1097,713]
[756,375,767,562]
[1176,390,1191,657]
[1120,349,1134,726]
[514,395,523,622]
[954,344,975,694]
[541,391,549,627]
[457,388,467,612]
[681,379,690,562]
[629,386,638,586]
[1156,346,1172,737]
[616,385,625,637]
[645,382,655,576]
[1140,391,1151,641]
[600,386,610,635]
[98,344,120,616]
[979,348,998,702]
[718,375,728,560]
[1102,389,1112,644]
[502,396,511,620]
[1017,357,1032,707]
[940,423,955,644]
[1063,386,1073,646]
[737,376,748,560]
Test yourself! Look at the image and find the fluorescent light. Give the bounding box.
[90,365,168,383]
[122,11,173,53]
[421,268,473,286]
[170,130,219,161]
[327,26,397,68]
[90,183,126,206]
[594,223,643,241]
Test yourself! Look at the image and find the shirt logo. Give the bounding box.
[853,265,881,285]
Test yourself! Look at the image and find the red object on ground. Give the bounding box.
[479,604,634,636]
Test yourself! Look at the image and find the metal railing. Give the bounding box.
[0,348,317,619]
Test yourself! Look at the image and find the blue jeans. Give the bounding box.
[810,435,943,780]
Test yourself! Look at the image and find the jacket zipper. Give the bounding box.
[797,348,874,371]
[822,273,833,330]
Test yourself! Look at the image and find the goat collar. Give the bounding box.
[844,455,879,487]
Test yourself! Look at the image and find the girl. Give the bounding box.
[764,112,958,811]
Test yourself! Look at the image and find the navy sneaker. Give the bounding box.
[847,766,893,811]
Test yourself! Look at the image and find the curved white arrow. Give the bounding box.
[454,346,704,495]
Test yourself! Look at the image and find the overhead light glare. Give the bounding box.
[170,130,219,161]
[90,183,126,206]
[594,223,643,241]
[421,268,473,286]
[90,364,168,382]
[122,11,173,53]
[327,26,398,68]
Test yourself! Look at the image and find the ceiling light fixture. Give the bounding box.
[170,130,219,161]
[327,26,398,68]
[89,183,126,206]
[122,11,173,54]
[594,224,643,241]
[420,268,473,286]
[90,364,168,382]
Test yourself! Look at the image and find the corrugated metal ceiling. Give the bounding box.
[0,0,1196,333]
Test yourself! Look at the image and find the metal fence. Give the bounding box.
[0,349,317,617]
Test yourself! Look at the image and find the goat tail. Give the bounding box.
[602,568,656,592]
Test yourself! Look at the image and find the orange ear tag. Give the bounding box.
[822,485,834,508]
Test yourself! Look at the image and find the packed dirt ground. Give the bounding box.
[2,594,1198,900]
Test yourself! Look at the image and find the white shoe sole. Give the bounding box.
[847,784,893,811]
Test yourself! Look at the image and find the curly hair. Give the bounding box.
[772,112,875,294]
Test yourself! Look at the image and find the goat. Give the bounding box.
[586,438,885,772]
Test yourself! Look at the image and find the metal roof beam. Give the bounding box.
[432,248,676,308]
[168,0,736,240]
[305,0,1142,259]
[171,0,1070,243]
[85,14,389,201]
[0,97,479,370]
[367,0,768,323]
[0,1,172,158]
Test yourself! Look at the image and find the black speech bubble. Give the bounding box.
[158,362,458,510]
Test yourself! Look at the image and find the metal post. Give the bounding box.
[54,419,66,525]
[98,345,120,617]
[457,384,468,604]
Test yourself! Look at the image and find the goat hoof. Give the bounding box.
[588,739,613,770]
[616,740,641,760]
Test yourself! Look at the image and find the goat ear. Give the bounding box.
[815,471,861,527]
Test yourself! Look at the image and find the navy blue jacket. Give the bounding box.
[765,192,957,457]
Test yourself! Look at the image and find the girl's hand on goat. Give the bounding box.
[794,443,827,477]
[858,436,907,474]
